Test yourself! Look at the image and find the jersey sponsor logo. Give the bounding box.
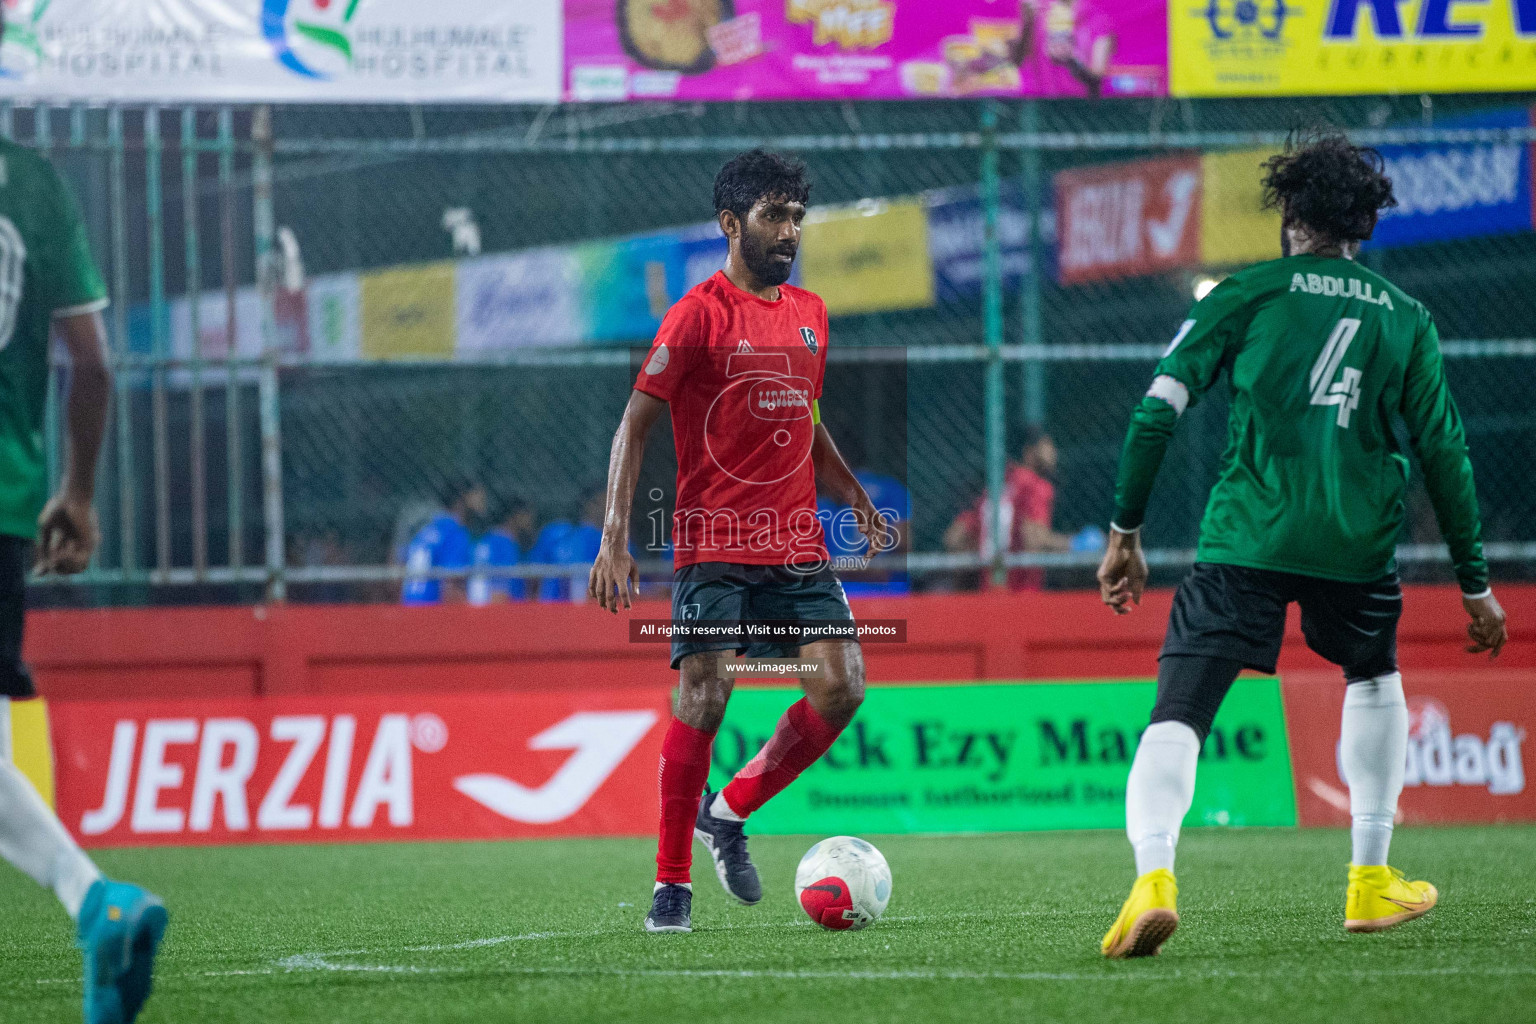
[644,343,670,375]
[799,326,819,354]
[1288,272,1394,308]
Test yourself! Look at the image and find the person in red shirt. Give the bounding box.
[588,150,887,935]
[944,427,1075,590]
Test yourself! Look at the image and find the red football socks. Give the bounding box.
[655,717,716,884]
[720,698,845,818]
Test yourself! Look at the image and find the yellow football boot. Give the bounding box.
[1345,864,1438,933]
[1101,868,1179,958]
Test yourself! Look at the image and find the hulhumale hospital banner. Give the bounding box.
[564,0,1166,102]
[0,0,563,103]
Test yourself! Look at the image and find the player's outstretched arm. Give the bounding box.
[811,421,889,555]
[37,311,110,575]
[1400,313,1506,657]
[590,389,665,613]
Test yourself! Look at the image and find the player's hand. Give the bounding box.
[1096,528,1146,615]
[588,541,638,614]
[852,498,890,559]
[36,490,98,576]
[1462,590,1507,658]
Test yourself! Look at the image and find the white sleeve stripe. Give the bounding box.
[52,297,109,319]
[1146,374,1189,416]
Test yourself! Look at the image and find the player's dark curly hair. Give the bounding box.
[1261,131,1397,246]
[713,149,811,221]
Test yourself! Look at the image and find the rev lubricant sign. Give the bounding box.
[708,680,1297,834]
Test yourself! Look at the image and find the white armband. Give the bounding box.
[1146,375,1189,416]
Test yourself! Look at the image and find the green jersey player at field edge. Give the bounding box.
[0,70,169,1024]
[1094,132,1509,959]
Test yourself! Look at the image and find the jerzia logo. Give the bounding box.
[800,327,819,354]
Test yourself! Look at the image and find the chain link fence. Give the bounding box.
[14,94,1536,606]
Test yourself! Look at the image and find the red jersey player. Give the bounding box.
[589,150,888,934]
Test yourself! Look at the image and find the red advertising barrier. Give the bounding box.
[1055,154,1203,285]
[1283,669,1534,827]
[49,690,669,847]
[28,585,1534,700]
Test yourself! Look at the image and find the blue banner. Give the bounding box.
[926,182,1051,303]
[1367,108,1533,250]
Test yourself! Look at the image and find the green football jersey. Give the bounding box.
[0,140,107,540]
[1112,252,1488,594]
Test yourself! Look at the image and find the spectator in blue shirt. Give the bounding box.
[401,480,485,605]
[537,490,608,602]
[469,498,535,605]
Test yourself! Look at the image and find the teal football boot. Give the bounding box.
[75,879,169,1024]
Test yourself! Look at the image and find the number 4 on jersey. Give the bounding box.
[1310,317,1362,429]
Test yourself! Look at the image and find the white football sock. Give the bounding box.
[710,791,745,823]
[1126,720,1201,877]
[0,698,102,920]
[1340,673,1407,867]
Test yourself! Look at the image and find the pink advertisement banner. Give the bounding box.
[564,0,1166,102]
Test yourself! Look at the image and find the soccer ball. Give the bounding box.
[794,836,892,931]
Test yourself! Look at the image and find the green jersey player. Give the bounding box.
[1095,132,1509,959]
[0,109,168,1020]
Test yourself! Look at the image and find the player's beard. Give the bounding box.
[741,230,796,287]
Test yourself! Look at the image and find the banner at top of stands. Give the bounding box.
[1172,0,1536,97]
[0,0,1166,104]
[0,0,565,104]
[3,1,1533,104]
[564,0,1165,101]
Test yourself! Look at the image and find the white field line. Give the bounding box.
[36,962,1531,988]
[18,911,1536,989]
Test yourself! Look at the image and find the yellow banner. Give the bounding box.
[1200,148,1283,266]
[1173,0,1536,96]
[800,200,934,316]
[10,698,55,809]
[360,262,456,360]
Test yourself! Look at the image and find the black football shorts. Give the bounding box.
[669,561,855,669]
[0,535,34,698]
[1161,561,1401,681]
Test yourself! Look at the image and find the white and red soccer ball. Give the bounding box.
[795,836,892,931]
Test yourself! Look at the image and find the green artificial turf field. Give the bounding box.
[1,826,1532,1024]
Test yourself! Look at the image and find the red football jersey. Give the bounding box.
[635,272,830,569]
